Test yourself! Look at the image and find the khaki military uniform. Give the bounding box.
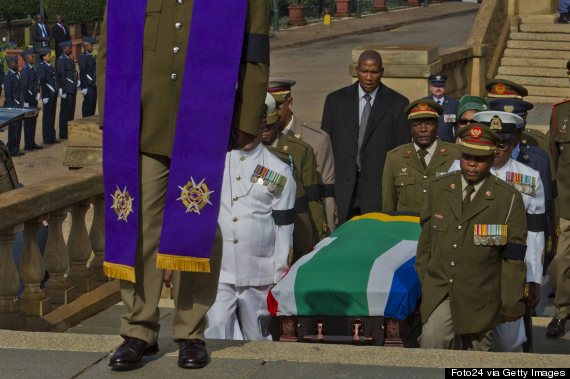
[96,1,269,343]
[550,99,570,319]
[271,131,326,261]
[382,140,460,214]
[416,172,527,349]
[285,115,336,231]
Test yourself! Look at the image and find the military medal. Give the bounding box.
[506,171,536,196]
[474,224,508,246]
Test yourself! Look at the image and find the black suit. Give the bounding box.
[52,23,71,58]
[322,82,411,224]
[31,23,50,52]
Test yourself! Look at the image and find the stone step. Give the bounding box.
[503,49,570,60]
[507,40,570,50]
[495,75,569,88]
[519,14,558,25]
[510,32,570,42]
[520,23,570,34]
[501,57,568,69]
[525,95,567,104]
[497,66,566,78]
[525,86,570,98]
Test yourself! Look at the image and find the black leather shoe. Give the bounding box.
[178,339,210,369]
[560,13,569,24]
[11,152,25,157]
[31,144,43,149]
[546,317,567,338]
[109,336,159,369]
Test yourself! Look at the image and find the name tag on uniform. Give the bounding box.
[474,224,507,246]
[506,171,536,196]
[443,114,456,123]
[251,164,287,196]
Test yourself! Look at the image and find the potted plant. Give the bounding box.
[288,0,309,26]
[335,0,351,17]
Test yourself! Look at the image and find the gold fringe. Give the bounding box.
[156,253,211,273]
[103,261,136,283]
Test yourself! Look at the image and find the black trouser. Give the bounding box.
[7,121,22,155]
[42,96,57,143]
[59,91,76,139]
[82,87,97,117]
[24,100,38,148]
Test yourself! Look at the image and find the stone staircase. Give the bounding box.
[496,15,570,104]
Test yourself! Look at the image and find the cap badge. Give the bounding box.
[490,116,503,130]
[495,83,506,94]
[504,105,514,113]
[470,126,482,139]
[436,75,442,81]
[418,103,429,111]
[482,104,488,110]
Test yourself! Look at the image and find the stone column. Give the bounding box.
[19,218,52,316]
[67,200,96,292]
[89,195,106,282]
[44,209,74,305]
[0,227,25,329]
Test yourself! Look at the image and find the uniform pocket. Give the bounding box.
[394,176,416,207]
[143,0,163,51]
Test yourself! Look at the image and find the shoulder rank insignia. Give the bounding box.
[474,224,507,246]
[506,171,536,196]
[251,165,287,196]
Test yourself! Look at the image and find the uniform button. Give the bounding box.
[232,217,238,222]
[171,73,177,81]
[173,46,181,54]
[422,189,427,193]
[457,225,462,230]
[453,244,458,249]
[177,0,184,3]
[233,239,238,244]
[451,261,456,267]
[433,225,437,230]
[449,278,454,284]
[236,175,241,181]
[175,22,182,29]
[423,175,428,179]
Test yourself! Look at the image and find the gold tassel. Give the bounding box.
[156,253,211,273]
[103,261,136,283]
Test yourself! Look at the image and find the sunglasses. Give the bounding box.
[458,119,473,126]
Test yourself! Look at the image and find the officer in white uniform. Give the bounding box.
[449,111,545,351]
[206,114,296,341]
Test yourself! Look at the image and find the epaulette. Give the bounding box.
[284,132,311,150]
[432,171,456,182]
[301,122,330,137]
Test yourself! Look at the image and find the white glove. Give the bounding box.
[36,93,41,101]
[81,88,88,96]
[60,93,67,99]
[42,98,49,105]
[23,102,29,108]
[58,88,63,96]
[76,80,81,88]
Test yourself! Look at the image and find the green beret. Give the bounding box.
[457,95,489,119]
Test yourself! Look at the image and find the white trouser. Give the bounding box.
[205,283,272,341]
[492,319,526,352]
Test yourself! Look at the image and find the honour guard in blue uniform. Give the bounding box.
[21,49,42,151]
[56,40,78,139]
[4,56,24,157]
[425,74,459,142]
[79,36,97,117]
[38,48,59,145]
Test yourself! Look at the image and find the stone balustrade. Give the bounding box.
[0,166,104,329]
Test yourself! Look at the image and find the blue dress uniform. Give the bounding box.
[56,41,78,139]
[3,57,23,156]
[425,74,459,142]
[38,48,58,144]
[79,37,97,117]
[21,49,41,150]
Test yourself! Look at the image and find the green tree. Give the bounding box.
[0,0,37,42]
[45,0,105,24]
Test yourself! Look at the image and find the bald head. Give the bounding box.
[358,50,382,68]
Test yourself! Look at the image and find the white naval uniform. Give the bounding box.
[449,158,546,351]
[206,144,295,341]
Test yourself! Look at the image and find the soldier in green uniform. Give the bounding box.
[456,95,489,133]
[262,94,326,262]
[97,1,270,370]
[546,60,570,338]
[383,99,460,214]
[416,123,527,351]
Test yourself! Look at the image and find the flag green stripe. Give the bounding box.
[294,218,420,316]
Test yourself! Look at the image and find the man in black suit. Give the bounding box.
[31,14,50,55]
[52,15,71,59]
[321,50,410,225]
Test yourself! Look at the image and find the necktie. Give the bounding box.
[40,23,46,37]
[357,94,372,169]
[418,148,428,169]
[463,184,475,212]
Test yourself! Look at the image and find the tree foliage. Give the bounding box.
[0,0,37,22]
[45,0,106,23]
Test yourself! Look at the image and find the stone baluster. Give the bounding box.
[89,195,106,282]
[67,200,96,292]
[19,217,52,316]
[0,227,25,329]
[44,209,74,305]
